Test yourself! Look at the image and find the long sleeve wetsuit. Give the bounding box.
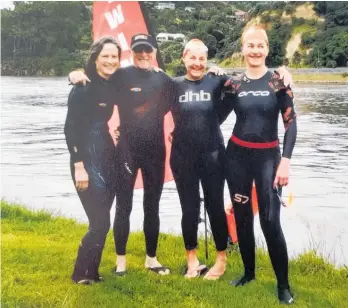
[64,77,117,282]
[223,71,297,289]
[170,74,229,252]
[226,72,297,288]
[108,66,176,257]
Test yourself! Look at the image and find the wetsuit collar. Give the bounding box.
[244,68,269,81]
[184,74,206,84]
[94,73,112,83]
[132,64,153,73]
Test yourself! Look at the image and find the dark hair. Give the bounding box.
[85,36,122,79]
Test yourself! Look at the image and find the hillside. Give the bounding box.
[145,1,348,70]
[1,1,347,76]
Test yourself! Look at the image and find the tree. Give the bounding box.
[1,1,92,76]
[326,60,337,68]
[292,51,301,68]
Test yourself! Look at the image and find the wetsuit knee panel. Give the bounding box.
[115,203,133,216]
[88,221,111,236]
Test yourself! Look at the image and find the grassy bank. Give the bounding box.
[218,60,348,84]
[291,73,348,84]
[1,200,348,308]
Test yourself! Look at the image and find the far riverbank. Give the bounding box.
[218,67,348,84]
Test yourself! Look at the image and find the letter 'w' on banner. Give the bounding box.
[93,1,174,189]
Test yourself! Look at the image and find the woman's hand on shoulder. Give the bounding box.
[69,70,91,86]
[151,65,164,73]
[208,66,226,76]
[275,66,293,88]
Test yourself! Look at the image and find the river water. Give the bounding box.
[1,77,347,267]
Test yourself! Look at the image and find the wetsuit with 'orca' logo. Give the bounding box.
[107,66,176,257]
[170,74,229,252]
[223,71,297,289]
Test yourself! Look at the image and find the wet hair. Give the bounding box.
[85,36,121,79]
[183,39,208,57]
[241,25,269,46]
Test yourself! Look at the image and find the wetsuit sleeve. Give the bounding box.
[277,87,297,159]
[220,74,230,86]
[107,69,123,105]
[163,74,178,113]
[217,76,238,124]
[64,86,86,163]
[218,92,236,124]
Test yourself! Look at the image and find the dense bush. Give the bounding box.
[2,1,348,75]
[1,1,92,76]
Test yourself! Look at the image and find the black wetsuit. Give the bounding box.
[170,74,229,252]
[64,77,117,281]
[224,71,297,289]
[108,66,176,257]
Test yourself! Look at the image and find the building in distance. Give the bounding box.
[156,33,187,45]
[155,2,175,10]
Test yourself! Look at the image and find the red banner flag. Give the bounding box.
[93,1,174,189]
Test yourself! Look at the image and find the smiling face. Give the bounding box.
[242,28,269,68]
[182,40,208,81]
[132,45,156,70]
[95,43,120,79]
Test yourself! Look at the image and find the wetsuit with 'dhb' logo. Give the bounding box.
[170,74,229,252]
[108,66,176,257]
[223,71,297,289]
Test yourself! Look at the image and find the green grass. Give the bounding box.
[292,24,316,35]
[292,73,348,83]
[219,57,243,69]
[1,200,348,308]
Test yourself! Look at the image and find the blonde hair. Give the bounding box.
[183,39,208,57]
[241,25,269,46]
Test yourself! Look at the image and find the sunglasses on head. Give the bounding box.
[133,45,154,54]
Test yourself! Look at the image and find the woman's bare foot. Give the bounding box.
[184,249,208,278]
[203,251,227,280]
[145,255,170,275]
[115,255,126,275]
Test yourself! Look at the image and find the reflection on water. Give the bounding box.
[1,77,347,266]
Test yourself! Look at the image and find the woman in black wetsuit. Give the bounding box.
[170,39,231,280]
[64,37,121,284]
[223,26,297,304]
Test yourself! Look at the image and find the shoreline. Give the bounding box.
[2,71,348,85]
[2,200,348,307]
[216,66,348,84]
[292,80,348,84]
[2,199,347,269]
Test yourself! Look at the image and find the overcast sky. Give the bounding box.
[0,1,14,10]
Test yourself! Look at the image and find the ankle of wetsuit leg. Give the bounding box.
[277,281,291,292]
[116,255,127,271]
[241,272,255,283]
[244,268,255,279]
[216,250,227,262]
[72,273,102,284]
[116,255,126,263]
[278,287,294,305]
[186,249,199,265]
[230,274,255,287]
[186,248,198,258]
[145,255,161,268]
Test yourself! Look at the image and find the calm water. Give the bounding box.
[1,77,348,266]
